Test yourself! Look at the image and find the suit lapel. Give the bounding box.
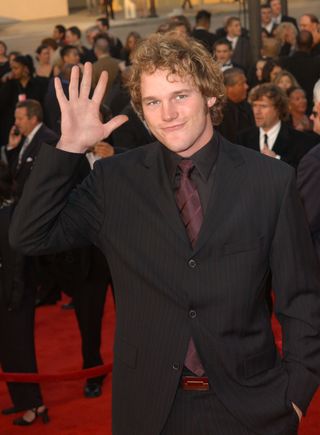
[193,136,246,254]
[143,143,190,247]
[272,123,288,157]
[15,127,42,176]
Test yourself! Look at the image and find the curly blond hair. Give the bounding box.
[127,33,226,126]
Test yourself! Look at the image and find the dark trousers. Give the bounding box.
[160,388,299,435]
[0,286,43,410]
[72,248,111,385]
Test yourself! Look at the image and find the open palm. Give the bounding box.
[55,62,127,153]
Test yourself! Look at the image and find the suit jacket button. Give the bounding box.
[189,310,197,319]
[172,362,180,370]
[188,259,197,268]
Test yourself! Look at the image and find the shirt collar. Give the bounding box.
[162,133,220,185]
[259,121,281,150]
[26,123,42,144]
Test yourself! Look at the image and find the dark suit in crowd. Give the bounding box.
[297,141,320,262]
[218,100,255,143]
[231,36,253,74]
[0,202,43,411]
[5,124,58,197]
[191,28,217,52]
[10,131,320,435]
[237,122,318,168]
[111,104,154,150]
[48,155,111,387]
[279,15,298,28]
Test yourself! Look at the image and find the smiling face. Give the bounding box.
[140,69,215,158]
[277,74,293,90]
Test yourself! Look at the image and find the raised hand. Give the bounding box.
[55,62,128,153]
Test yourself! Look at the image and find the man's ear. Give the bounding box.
[207,96,216,108]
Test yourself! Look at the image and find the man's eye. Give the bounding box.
[176,95,187,100]
[147,100,159,106]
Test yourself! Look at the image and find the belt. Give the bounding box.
[180,376,210,391]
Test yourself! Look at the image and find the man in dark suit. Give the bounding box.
[10,34,320,435]
[297,79,320,261]
[261,3,278,37]
[269,0,298,28]
[217,68,255,143]
[4,99,59,197]
[191,9,217,52]
[213,39,242,72]
[237,83,318,168]
[225,17,253,74]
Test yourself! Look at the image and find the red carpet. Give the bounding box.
[0,292,319,434]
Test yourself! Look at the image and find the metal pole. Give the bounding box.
[247,0,261,63]
[280,0,288,16]
[148,0,158,17]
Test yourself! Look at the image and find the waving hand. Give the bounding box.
[55,62,128,153]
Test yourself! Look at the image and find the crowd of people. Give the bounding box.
[0,0,320,432]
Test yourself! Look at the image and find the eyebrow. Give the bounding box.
[142,89,193,103]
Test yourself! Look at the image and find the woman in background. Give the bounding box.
[273,70,299,91]
[287,86,313,132]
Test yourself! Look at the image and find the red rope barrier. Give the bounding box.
[0,363,113,383]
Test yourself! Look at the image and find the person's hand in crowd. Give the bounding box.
[55,62,128,154]
[1,71,14,83]
[7,125,22,150]
[292,402,303,422]
[93,142,115,158]
[261,147,277,158]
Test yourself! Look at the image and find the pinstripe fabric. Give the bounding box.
[161,389,257,435]
[10,132,320,435]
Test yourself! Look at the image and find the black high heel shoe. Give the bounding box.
[13,406,50,426]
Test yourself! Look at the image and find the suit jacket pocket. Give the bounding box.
[243,346,278,379]
[114,337,137,369]
[223,237,263,256]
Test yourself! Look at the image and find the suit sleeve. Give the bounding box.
[9,144,106,256]
[297,151,320,235]
[270,169,320,414]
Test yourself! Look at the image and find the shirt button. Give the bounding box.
[189,310,197,319]
[172,362,180,371]
[188,259,197,268]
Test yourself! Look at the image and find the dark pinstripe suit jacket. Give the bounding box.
[10,134,320,435]
[297,142,320,262]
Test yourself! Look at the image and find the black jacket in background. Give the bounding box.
[236,122,318,169]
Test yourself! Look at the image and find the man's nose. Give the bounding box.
[161,101,178,121]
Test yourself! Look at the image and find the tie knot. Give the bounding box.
[178,159,194,176]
